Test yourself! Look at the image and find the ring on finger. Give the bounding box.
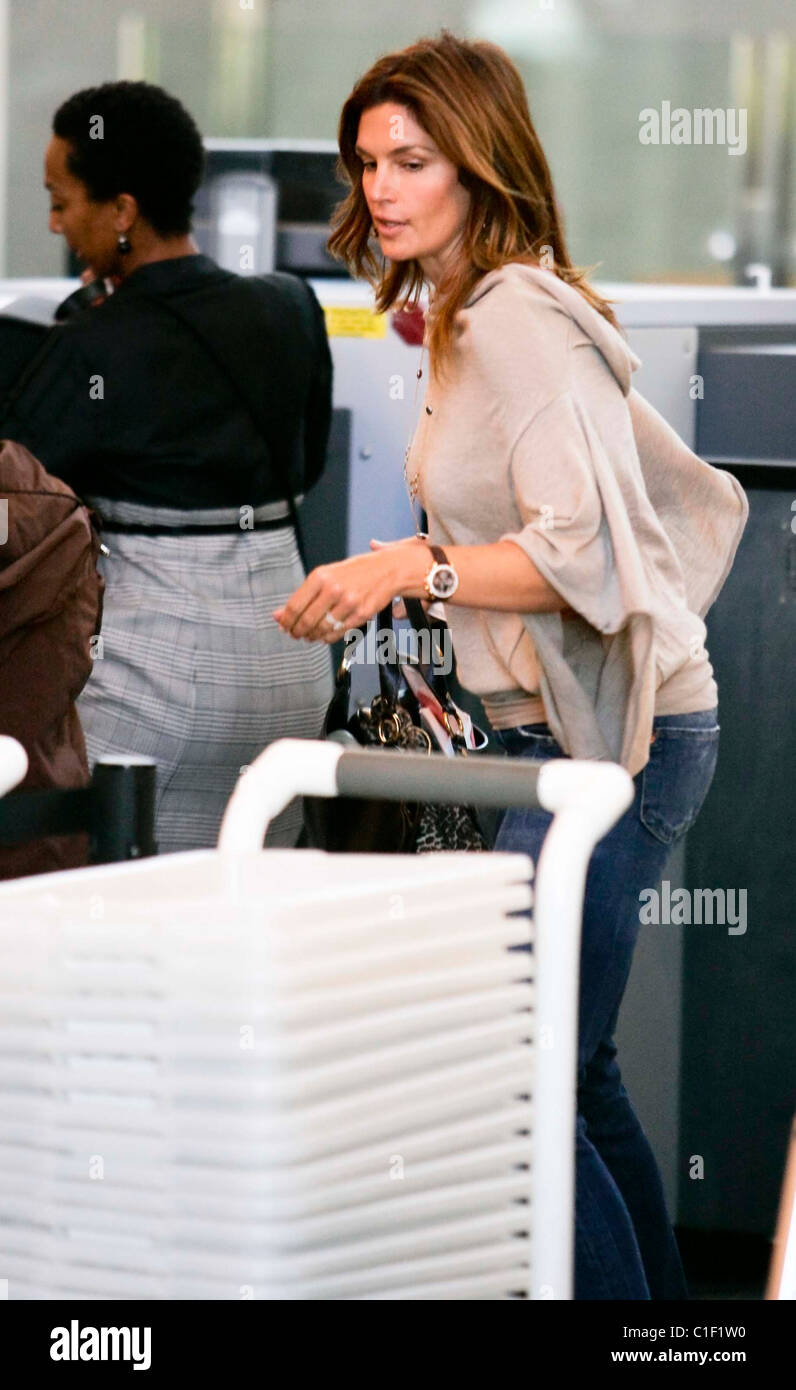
[323,611,345,632]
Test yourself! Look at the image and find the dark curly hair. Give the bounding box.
[52,80,205,237]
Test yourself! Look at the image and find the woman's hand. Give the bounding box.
[272,544,406,643]
[273,536,434,642]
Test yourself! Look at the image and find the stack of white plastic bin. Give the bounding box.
[0,845,536,1300]
[0,734,635,1300]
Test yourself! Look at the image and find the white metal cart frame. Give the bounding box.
[0,734,633,1300]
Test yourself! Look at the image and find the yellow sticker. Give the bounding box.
[323,306,387,338]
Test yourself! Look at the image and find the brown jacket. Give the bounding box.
[0,438,105,879]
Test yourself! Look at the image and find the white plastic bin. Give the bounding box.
[0,735,632,1300]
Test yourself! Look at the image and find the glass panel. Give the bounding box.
[3,0,794,283]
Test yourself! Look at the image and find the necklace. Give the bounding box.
[403,337,430,532]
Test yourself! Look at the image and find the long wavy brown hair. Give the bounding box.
[328,30,623,377]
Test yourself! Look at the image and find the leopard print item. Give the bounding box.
[414,800,489,853]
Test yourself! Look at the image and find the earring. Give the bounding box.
[117,233,132,254]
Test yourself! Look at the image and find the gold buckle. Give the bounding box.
[377,713,402,744]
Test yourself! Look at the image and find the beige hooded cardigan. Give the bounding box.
[409,262,749,777]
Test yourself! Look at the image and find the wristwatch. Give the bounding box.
[424,544,459,601]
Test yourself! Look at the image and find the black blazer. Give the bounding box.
[0,254,333,510]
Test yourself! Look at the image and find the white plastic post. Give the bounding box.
[216,738,344,856]
[215,735,633,1299]
[530,758,634,1300]
[0,736,28,798]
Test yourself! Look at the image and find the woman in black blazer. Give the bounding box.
[1,80,334,851]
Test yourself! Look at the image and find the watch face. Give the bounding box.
[431,563,458,598]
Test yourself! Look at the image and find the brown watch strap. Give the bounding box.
[428,544,449,566]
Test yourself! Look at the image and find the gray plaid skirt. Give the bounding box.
[77,497,334,853]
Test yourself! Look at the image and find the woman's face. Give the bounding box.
[356,103,471,285]
[44,135,126,278]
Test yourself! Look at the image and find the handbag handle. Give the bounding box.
[338,602,407,707]
[341,597,475,752]
[342,600,447,705]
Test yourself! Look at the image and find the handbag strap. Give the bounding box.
[127,275,314,569]
[404,602,470,753]
[402,597,461,709]
[343,598,471,752]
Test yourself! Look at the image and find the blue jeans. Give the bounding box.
[492,708,720,1300]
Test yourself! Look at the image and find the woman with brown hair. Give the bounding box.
[274,31,747,1298]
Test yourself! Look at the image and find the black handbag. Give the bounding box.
[300,597,490,854]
